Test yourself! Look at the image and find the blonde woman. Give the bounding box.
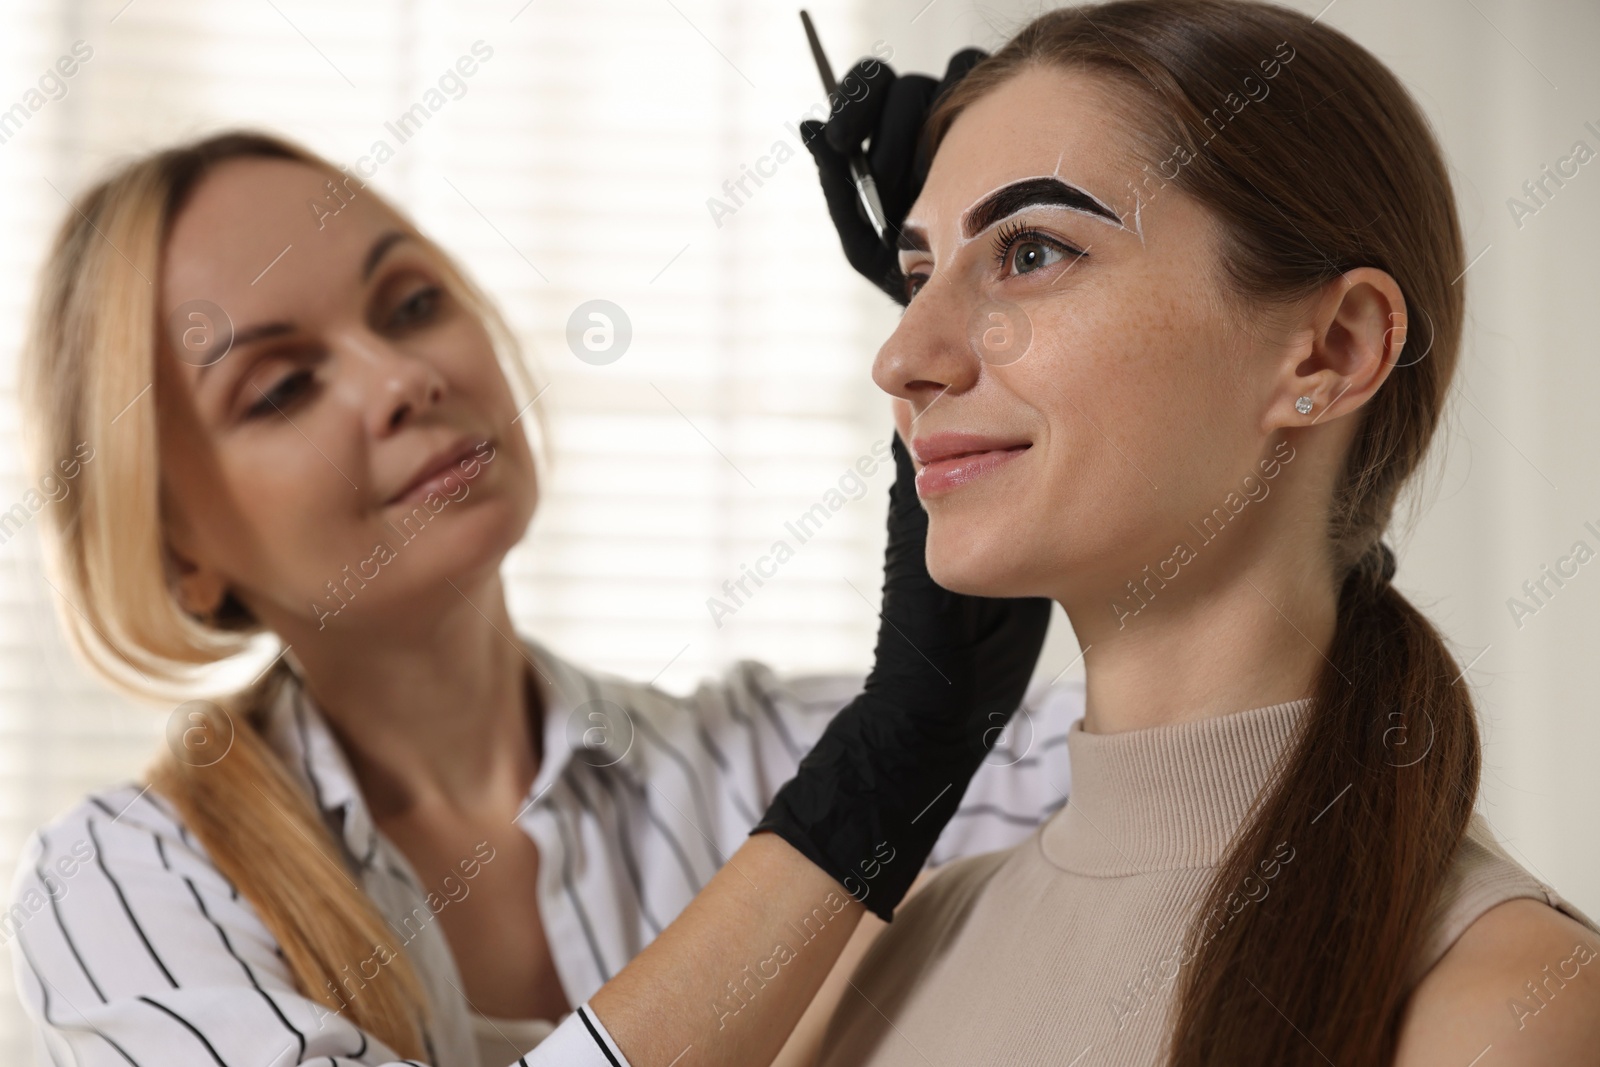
[4,125,1074,1065]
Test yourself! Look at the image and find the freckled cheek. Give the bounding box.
[1010,304,1175,450]
[1005,303,1220,518]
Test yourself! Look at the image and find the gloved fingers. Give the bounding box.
[803,119,873,236]
[910,47,989,187]
[891,398,913,445]
[799,114,857,180]
[798,116,827,153]
[887,428,920,512]
[938,47,988,94]
[803,119,905,291]
[976,596,1054,660]
[822,57,898,155]
[883,429,934,584]
[867,73,939,225]
[803,49,989,304]
[868,251,910,305]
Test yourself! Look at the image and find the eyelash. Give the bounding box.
[242,283,444,419]
[990,220,1085,275]
[901,224,1086,301]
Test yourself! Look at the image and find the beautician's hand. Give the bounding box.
[801,48,987,304]
[752,428,1052,920]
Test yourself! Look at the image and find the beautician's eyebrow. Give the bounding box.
[359,230,411,282]
[194,230,412,375]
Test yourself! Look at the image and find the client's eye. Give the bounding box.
[992,219,1085,279]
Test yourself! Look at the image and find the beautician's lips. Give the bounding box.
[911,432,1031,497]
[385,435,490,506]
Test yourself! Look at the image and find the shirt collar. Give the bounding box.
[260,632,630,872]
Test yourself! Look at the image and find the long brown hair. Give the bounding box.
[20,129,547,1056]
[926,2,1474,1062]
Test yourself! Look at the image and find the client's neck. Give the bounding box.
[1064,552,1338,735]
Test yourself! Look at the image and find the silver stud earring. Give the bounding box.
[1295,396,1314,415]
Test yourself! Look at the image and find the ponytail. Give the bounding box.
[146,663,432,1057]
[1167,541,1480,1064]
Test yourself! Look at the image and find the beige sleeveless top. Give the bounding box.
[816,698,1599,1067]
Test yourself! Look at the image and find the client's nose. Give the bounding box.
[871,286,981,411]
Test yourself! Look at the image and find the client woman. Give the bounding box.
[5,119,1068,1063]
[794,1,1600,1065]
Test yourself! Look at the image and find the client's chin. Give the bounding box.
[924,525,1040,600]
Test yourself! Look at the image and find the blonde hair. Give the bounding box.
[20,129,548,1056]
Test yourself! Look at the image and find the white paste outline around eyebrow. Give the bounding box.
[930,172,1131,256]
[898,170,1137,282]
[1060,150,1146,247]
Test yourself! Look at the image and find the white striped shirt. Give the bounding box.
[5,633,1082,1066]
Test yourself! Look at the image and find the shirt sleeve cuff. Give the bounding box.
[525,1002,632,1066]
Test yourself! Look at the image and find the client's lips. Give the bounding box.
[910,432,1031,497]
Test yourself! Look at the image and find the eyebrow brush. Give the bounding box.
[799,10,890,242]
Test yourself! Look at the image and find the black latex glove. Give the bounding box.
[751,430,1051,921]
[800,48,988,305]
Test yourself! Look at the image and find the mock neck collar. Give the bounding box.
[1039,697,1314,876]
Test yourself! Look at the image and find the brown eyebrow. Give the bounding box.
[895,227,930,253]
[195,230,412,375]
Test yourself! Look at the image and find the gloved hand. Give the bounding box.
[751,429,1051,921]
[800,48,988,304]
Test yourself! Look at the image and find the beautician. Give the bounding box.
[4,48,1043,1067]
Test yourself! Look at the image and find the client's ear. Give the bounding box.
[1264,266,1406,432]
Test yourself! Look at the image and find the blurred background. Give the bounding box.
[0,0,1596,1055]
